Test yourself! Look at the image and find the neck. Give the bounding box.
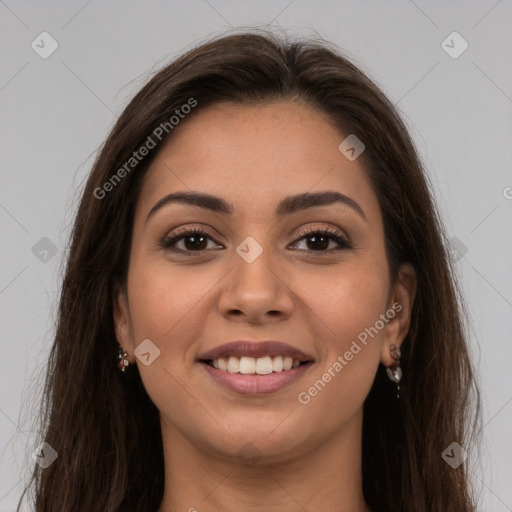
[156,408,371,512]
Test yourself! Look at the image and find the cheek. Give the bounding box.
[307,256,389,344]
[297,291,386,425]
[298,258,388,406]
[124,260,211,417]
[125,258,212,358]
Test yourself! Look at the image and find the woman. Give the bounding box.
[18,30,481,511]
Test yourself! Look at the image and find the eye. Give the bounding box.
[160,225,352,255]
[291,226,352,253]
[160,228,222,254]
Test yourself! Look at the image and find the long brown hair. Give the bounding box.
[17,29,481,511]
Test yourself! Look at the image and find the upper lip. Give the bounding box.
[198,341,314,362]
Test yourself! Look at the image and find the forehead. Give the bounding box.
[136,101,379,222]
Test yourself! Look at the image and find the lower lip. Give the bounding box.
[199,361,314,395]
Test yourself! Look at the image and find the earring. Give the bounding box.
[117,347,130,372]
[386,344,402,398]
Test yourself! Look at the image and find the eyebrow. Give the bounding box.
[145,190,368,224]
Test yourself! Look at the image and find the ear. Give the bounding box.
[112,282,134,364]
[380,263,417,367]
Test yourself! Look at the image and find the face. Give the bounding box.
[113,101,416,464]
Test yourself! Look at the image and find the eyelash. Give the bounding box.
[160,226,352,255]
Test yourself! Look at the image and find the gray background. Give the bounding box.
[1,1,511,510]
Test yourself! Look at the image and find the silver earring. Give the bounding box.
[386,344,402,398]
[117,347,130,372]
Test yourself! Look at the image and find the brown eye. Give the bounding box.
[160,226,352,255]
[292,227,352,252]
[161,228,222,254]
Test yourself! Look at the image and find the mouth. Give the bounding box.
[197,341,315,395]
[200,356,313,375]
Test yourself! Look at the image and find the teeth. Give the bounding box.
[211,355,304,374]
[255,356,273,375]
[227,356,240,373]
[273,356,284,372]
[239,356,256,374]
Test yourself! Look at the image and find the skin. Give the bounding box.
[113,101,416,512]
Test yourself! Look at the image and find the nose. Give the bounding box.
[217,241,295,324]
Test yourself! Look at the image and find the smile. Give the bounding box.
[205,355,307,375]
[199,357,314,395]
